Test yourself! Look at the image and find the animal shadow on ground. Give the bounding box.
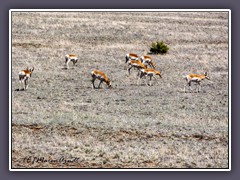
[15,88,25,91]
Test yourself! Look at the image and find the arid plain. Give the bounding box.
[11,11,229,168]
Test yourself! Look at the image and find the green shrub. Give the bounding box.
[150,41,169,54]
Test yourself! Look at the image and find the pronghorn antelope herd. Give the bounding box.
[125,52,210,90]
[17,52,210,92]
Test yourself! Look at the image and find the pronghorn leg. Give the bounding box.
[128,66,133,75]
[98,80,103,89]
[144,78,148,86]
[146,76,151,86]
[19,79,23,90]
[92,78,96,89]
[184,82,188,93]
[188,81,192,93]
[151,62,155,69]
[149,76,153,86]
[153,76,158,85]
[184,78,188,93]
[137,72,144,85]
[141,74,148,86]
[65,59,70,69]
[197,82,201,92]
[24,78,28,90]
[73,59,78,66]
[136,69,141,77]
[137,75,141,85]
[149,62,153,68]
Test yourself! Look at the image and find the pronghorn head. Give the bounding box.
[106,79,112,88]
[125,55,129,63]
[28,67,34,77]
[159,73,162,78]
[204,72,210,80]
[157,70,162,78]
[151,61,156,69]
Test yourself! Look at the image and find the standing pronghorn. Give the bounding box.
[139,68,162,86]
[125,53,139,63]
[127,60,147,76]
[91,70,112,89]
[18,67,34,90]
[140,55,156,69]
[65,54,78,69]
[183,72,210,93]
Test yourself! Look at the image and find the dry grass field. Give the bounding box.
[11,11,229,169]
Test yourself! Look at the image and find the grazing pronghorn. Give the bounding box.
[18,67,34,90]
[91,70,112,89]
[127,60,147,75]
[125,53,139,63]
[65,54,78,69]
[139,68,162,86]
[183,72,210,93]
[140,55,156,69]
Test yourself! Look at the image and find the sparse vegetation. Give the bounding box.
[11,11,229,169]
[150,41,169,54]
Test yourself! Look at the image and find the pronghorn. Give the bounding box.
[18,67,34,90]
[140,55,156,69]
[65,54,78,69]
[91,70,112,89]
[139,68,162,86]
[127,60,147,76]
[125,53,139,63]
[183,72,210,93]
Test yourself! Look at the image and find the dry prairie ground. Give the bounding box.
[11,11,229,169]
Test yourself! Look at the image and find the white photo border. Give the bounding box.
[9,9,231,171]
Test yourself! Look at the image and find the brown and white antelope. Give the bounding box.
[127,60,147,75]
[183,72,210,93]
[65,54,78,69]
[139,68,162,86]
[91,70,112,89]
[18,67,34,90]
[125,53,139,63]
[140,55,156,69]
